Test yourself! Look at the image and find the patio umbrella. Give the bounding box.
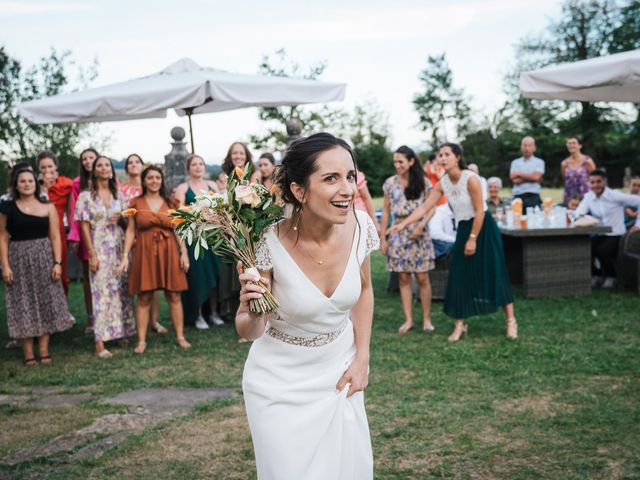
[18,58,347,152]
[519,49,640,102]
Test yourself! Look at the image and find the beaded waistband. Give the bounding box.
[266,323,347,347]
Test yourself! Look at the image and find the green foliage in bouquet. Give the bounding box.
[168,164,283,314]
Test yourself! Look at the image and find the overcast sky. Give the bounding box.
[1,0,562,165]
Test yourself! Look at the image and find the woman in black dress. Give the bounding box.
[0,168,74,365]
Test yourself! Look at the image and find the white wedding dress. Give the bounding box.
[243,209,379,480]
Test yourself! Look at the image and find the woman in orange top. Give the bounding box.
[424,151,446,206]
[37,151,73,296]
[118,165,190,354]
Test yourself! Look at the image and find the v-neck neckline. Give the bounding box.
[141,196,166,213]
[272,220,358,300]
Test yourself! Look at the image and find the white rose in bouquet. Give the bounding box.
[235,185,262,207]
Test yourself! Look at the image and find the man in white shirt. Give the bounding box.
[510,136,545,209]
[576,169,640,288]
[427,203,457,258]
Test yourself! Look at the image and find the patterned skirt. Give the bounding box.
[443,215,513,319]
[386,219,435,273]
[5,238,75,339]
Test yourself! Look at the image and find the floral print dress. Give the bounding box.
[383,175,435,273]
[75,191,135,342]
[563,157,592,205]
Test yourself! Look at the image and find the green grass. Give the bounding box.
[1,253,639,479]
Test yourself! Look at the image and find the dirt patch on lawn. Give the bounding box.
[92,402,254,479]
[494,394,573,418]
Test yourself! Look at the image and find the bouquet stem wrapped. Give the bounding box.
[169,165,283,315]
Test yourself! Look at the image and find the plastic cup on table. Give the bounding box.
[543,197,553,214]
[520,215,528,230]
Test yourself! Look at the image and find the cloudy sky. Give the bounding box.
[1,0,562,165]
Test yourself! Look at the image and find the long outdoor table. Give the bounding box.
[499,225,612,298]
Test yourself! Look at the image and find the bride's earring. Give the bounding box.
[293,205,302,231]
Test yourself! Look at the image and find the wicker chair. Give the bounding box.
[617,231,640,293]
[430,256,450,300]
[387,255,451,301]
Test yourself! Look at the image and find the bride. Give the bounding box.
[236,133,379,479]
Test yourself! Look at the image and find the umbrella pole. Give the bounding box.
[187,109,195,153]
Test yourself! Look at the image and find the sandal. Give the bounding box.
[39,355,53,365]
[423,322,435,333]
[23,357,38,366]
[134,342,147,354]
[96,349,112,359]
[176,337,191,349]
[151,322,168,334]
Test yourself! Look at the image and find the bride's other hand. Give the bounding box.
[336,357,369,398]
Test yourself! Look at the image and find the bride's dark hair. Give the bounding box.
[275,132,363,257]
[275,132,358,208]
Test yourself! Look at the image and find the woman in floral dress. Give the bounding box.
[561,136,596,205]
[76,155,135,358]
[380,146,435,335]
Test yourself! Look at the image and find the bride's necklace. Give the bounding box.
[298,243,325,265]
[296,231,336,266]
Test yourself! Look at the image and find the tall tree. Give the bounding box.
[413,53,471,147]
[340,98,393,197]
[512,0,624,144]
[0,46,102,186]
[249,49,346,152]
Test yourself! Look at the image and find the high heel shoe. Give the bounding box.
[447,322,467,342]
[506,317,518,340]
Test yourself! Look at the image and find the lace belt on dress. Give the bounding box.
[266,323,347,347]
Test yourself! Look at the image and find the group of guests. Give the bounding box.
[0,142,280,365]
[380,135,640,340]
[381,144,517,342]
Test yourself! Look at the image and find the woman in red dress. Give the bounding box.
[36,151,73,296]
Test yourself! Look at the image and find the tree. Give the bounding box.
[340,98,393,197]
[490,0,640,185]
[511,1,625,143]
[0,46,102,189]
[249,49,347,152]
[413,53,472,147]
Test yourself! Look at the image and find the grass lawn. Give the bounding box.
[1,253,639,479]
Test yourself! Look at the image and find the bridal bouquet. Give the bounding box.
[168,165,283,314]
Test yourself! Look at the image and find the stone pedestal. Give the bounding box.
[286,117,303,146]
[164,127,189,190]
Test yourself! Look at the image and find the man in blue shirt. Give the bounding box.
[510,136,545,209]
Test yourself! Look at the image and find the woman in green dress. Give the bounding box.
[391,143,517,342]
[174,154,222,329]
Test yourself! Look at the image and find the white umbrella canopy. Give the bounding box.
[519,49,640,102]
[18,58,347,150]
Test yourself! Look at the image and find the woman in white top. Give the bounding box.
[392,143,517,342]
[236,133,378,479]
